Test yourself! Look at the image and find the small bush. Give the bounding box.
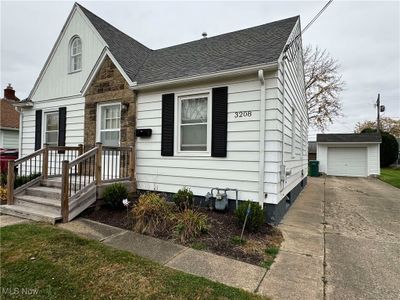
[265,246,279,257]
[132,193,173,235]
[380,132,399,167]
[235,201,265,232]
[174,209,209,243]
[0,172,7,186]
[0,186,7,203]
[14,173,41,189]
[172,187,194,211]
[230,235,246,246]
[103,183,128,209]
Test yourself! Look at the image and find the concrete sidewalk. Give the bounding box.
[57,218,268,293]
[257,177,325,300]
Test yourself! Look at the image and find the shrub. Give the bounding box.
[14,173,41,189]
[103,183,128,209]
[235,201,265,232]
[174,209,209,243]
[380,132,399,167]
[0,186,7,203]
[172,187,194,211]
[132,193,173,235]
[0,172,7,186]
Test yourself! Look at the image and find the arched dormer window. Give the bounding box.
[69,36,82,73]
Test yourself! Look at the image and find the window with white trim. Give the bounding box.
[70,36,82,72]
[44,111,59,146]
[178,94,210,152]
[98,104,120,146]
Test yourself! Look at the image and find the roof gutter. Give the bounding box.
[130,62,278,90]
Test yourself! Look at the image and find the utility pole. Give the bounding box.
[376,93,385,133]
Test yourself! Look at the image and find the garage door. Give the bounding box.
[327,147,367,177]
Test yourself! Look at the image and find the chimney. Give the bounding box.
[4,83,17,100]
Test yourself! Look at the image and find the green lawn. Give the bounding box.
[379,168,400,189]
[0,224,266,300]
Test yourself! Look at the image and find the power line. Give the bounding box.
[302,0,333,34]
[284,0,334,55]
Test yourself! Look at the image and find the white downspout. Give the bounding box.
[17,108,23,158]
[280,57,287,193]
[258,69,266,207]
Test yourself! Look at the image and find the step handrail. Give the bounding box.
[6,144,84,205]
[61,143,102,222]
[7,148,44,204]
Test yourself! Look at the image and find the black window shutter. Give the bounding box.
[212,87,228,157]
[58,107,67,153]
[161,93,174,156]
[35,110,42,150]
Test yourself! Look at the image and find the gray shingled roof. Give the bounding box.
[317,133,382,143]
[78,3,298,85]
[78,4,151,80]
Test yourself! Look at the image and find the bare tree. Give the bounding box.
[304,45,345,131]
[355,117,400,138]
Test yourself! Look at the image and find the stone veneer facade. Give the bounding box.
[84,56,136,150]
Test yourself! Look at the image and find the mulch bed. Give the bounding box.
[83,205,283,266]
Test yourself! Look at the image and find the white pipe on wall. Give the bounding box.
[258,69,266,207]
[280,58,287,193]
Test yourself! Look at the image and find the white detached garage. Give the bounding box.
[316,133,381,177]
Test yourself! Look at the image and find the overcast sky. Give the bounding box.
[1,0,399,139]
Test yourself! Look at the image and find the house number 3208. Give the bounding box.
[234,111,252,118]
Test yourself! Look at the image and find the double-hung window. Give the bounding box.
[44,111,59,146]
[178,94,210,152]
[98,103,121,146]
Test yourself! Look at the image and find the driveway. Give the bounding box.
[258,176,400,300]
[325,176,400,300]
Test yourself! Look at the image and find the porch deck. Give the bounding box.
[1,143,135,223]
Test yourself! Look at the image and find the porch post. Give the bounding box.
[6,160,15,205]
[42,143,49,179]
[129,146,135,182]
[77,144,83,175]
[95,142,102,186]
[61,160,69,223]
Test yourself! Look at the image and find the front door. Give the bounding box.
[97,103,121,179]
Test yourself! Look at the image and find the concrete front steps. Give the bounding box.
[0,178,64,224]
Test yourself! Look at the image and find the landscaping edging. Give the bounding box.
[57,217,269,293]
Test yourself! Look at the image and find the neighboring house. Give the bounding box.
[316,133,381,177]
[14,3,308,223]
[308,141,316,160]
[0,84,20,149]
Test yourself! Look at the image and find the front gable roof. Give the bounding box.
[77,4,151,81]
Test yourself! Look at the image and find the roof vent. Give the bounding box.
[202,32,207,38]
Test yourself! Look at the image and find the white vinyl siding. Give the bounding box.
[275,19,308,201]
[21,7,105,158]
[31,8,106,101]
[20,96,84,157]
[136,69,300,204]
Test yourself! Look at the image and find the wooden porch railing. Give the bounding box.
[60,143,135,222]
[7,143,135,223]
[6,144,83,205]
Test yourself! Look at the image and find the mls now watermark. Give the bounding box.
[1,287,39,295]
